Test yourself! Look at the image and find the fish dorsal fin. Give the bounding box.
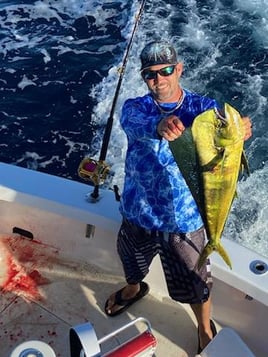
[169,128,204,214]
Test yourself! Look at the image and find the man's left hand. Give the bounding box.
[242,116,252,141]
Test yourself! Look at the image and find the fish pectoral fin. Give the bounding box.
[198,241,232,270]
[240,150,250,176]
[201,150,224,172]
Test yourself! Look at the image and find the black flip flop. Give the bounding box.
[104,281,149,317]
[197,319,217,354]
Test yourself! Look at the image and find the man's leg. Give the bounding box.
[190,296,213,350]
[158,228,214,351]
[105,219,156,316]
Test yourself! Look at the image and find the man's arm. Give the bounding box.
[157,115,252,142]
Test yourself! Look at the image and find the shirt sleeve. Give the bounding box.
[120,97,160,142]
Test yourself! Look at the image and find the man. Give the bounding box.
[104,41,252,352]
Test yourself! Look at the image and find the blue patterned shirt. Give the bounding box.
[119,89,219,233]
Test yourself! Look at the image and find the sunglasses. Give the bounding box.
[142,65,176,80]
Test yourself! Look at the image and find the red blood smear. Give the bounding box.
[29,270,50,285]
[1,255,41,300]
[0,236,57,300]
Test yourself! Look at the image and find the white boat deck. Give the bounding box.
[1,163,267,356]
[0,235,203,356]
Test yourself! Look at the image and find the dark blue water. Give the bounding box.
[0,0,130,178]
[0,0,268,255]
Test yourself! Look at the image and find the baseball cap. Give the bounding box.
[140,41,178,71]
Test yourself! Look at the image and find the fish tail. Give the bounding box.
[198,242,232,270]
[197,242,214,270]
[217,242,232,269]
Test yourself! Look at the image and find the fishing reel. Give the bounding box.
[78,157,120,202]
[78,158,110,186]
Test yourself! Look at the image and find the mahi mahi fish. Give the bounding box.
[169,103,249,269]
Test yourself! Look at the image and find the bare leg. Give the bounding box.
[190,296,213,351]
[105,283,140,315]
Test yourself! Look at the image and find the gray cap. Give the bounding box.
[140,41,177,71]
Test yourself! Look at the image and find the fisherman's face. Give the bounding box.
[142,63,183,102]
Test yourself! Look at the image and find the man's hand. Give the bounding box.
[242,116,252,141]
[157,115,185,141]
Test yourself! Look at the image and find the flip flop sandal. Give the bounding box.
[104,281,149,317]
[197,319,217,354]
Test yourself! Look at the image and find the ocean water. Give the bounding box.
[0,0,267,257]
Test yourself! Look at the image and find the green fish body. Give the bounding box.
[170,103,249,269]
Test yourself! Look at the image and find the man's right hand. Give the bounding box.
[157,115,185,141]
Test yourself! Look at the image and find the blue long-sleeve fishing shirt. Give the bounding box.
[119,89,219,233]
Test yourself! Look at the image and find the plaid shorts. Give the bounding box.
[117,219,213,304]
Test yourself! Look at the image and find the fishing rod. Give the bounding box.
[78,0,147,201]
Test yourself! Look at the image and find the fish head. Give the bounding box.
[214,103,245,147]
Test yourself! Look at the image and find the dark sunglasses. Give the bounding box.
[141,65,176,80]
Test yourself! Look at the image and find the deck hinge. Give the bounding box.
[85,224,95,239]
